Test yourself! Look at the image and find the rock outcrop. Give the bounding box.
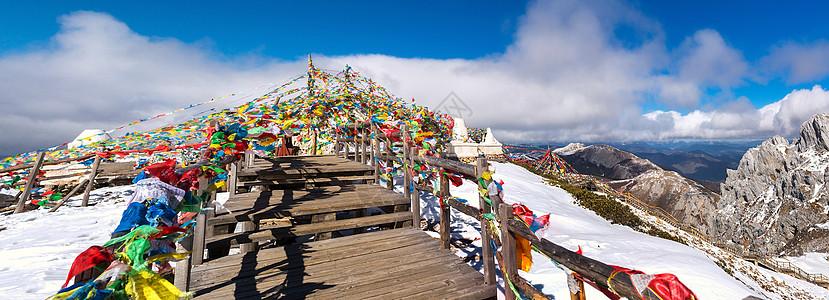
[713,113,829,255]
[554,144,719,229]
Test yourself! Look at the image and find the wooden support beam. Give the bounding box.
[14,152,46,214]
[440,169,451,249]
[402,124,412,208]
[385,138,393,191]
[499,203,518,300]
[48,179,89,213]
[228,160,239,196]
[334,132,341,158]
[344,138,351,160]
[312,129,318,156]
[239,221,259,253]
[245,151,254,169]
[312,212,336,241]
[174,233,193,292]
[372,125,380,184]
[361,127,368,165]
[81,155,101,207]
[477,157,496,285]
[192,208,211,265]
[410,146,420,229]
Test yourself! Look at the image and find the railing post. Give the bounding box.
[385,137,394,190]
[245,151,254,168]
[240,220,259,253]
[372,125,380,184]
[228,159,239,196]
[410,146,420,228]
[14,152,46,214]
[344,136,351,160]
[498,203,517,300]
[174,228,193,291]
[477,157,496,285]
[361,127,369,165]
[192,207,212,265]
[81,155,101,207]
[353,124,360,162]
[334,132,340,158]
[440,168,451,249]
[402,124,411,202]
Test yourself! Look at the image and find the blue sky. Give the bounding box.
[4,0,829,155]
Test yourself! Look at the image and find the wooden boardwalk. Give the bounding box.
[187,155,495,299]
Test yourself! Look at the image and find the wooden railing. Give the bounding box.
[334,122,653,299]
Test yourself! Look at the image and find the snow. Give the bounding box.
[0,185,134,298]
[784,253,829,275]
[1,161,828,299]
[425,162,762,299]
[553,143,586,156]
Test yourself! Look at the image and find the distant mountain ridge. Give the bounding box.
[553,143,719,231]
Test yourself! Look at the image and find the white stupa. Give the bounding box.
[68,129,111,149]
[446,118,503,162]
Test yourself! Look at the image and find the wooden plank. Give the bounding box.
[440,284,498,300]
[237,174,374,187]
[14,152,45,214]
[205,212,413,247]
[194,229,422,273]
[81,155,101,207]
[321,260,477,299]
[277,249,464,298]
[192,230,433,285]
[209,188,410,226]
[192,238,446,296]
[375,270,486,300]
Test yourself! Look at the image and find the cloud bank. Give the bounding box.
[4,0,829,156]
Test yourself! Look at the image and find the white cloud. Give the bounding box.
[640,85,829,140]
[0,11,303,156]
[762,40,829,84]
[2,1,829,157]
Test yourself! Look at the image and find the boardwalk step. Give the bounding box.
[207,187,409,227]
[190,229,494,299]
[205,212,413,247]
[237,174,374,187]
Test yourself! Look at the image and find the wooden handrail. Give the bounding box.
[507,218,647,299]
[0,153,95,174]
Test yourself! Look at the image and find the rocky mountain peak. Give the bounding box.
[714,113,829,255]
[796,113,829,152]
